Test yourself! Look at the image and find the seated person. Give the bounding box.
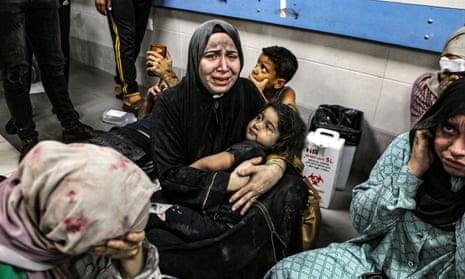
[146,19,309,278]
[248,45,299,110]
[144,44,299,108]
[147,102,307,241]
[265,78,465,278]
[0,141,162,278]
[89,44,299,179]
[88,49,179,178]
[411,26,465,127]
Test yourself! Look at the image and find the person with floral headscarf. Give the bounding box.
[266,78,465,278]
[0,141,162,278]
[410,26,465,127]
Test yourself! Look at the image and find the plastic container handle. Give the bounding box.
[315,128,340,140]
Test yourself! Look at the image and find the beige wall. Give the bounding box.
[70,1,439,173]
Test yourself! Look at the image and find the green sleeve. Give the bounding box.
[0,263,28,279]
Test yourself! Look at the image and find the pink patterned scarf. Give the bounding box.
[0,141,154,278]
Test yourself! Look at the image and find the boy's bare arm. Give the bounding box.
[190,151,235,171]
[280,87,298,111]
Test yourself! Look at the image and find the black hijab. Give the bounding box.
[410,78,465,231]
[186,19,244,97]
[152,19,264,172]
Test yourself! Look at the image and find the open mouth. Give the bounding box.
[212,76,231,86]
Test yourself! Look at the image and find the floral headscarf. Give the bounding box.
[0,141,154,278]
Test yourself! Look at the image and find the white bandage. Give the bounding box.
[440,57,465,73]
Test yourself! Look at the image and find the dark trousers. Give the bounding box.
[59,0,71,83]
[0,6,79,140]
[107,0,151,96]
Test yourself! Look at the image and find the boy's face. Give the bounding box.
[250,54,283,90]
[245,107,280,147]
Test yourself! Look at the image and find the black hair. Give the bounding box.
[261,101,307,161]
[262,45,298,82]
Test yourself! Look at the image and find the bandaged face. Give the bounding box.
[440,56,465,74]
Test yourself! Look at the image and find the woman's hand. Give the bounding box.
[146,50,173,78]
[229,160,284,215]
[89,231,144,259]
[408,129,434,177]
[90,231,146,278]
[438,72,463,94]
[227,158,262,192]
[95,0,111,15]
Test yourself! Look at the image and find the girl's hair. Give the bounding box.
[263,101,307,161]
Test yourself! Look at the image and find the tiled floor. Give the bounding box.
[0,60,139,176]
[0,134,19,176]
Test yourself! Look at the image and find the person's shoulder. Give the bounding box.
[236,77,263,98]
[388,132,411,153]
[238,77,258,88]
[159,80,186,101]
[413,72,434,84]
[395,132,410,142]
[280,86,296,97]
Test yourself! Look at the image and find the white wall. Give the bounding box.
[70,1,439,173]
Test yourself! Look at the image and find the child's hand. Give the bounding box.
[146,79,167,103]
[248,73,268,94]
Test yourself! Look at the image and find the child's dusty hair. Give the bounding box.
[262,45,298,82]
[264,101,306,161]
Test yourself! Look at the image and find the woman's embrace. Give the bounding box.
[146,19,309,278]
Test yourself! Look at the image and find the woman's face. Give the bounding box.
[245,107,280,147]
[199,32,241,95]
[439,55,465,93]
[434,114,465,177]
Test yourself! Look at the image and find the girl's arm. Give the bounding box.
[190,151,235,171]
